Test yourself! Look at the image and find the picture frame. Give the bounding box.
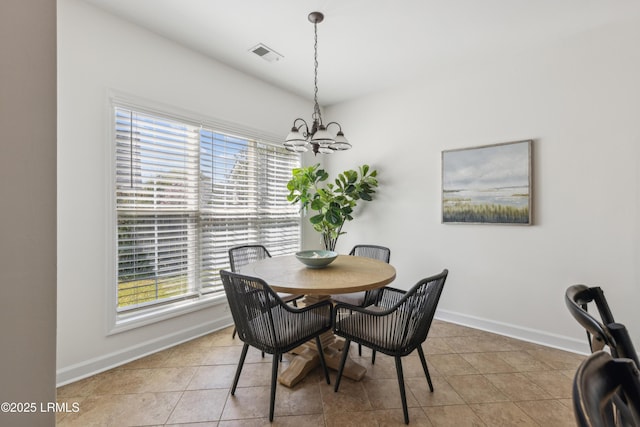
[442,140,532,225]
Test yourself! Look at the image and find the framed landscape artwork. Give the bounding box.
[442,140,532,225]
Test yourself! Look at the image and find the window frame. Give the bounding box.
[105,93,301,335]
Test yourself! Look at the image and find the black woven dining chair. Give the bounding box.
[331,244,391,358]
[332,244,391,304]
[565,284,639,367]
[573,350,640,427]
[220,270,332,422]
[228,245,304,339]
[333,269,448,425]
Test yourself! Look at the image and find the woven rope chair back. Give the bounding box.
[220,270,281,353]
[381,270,447,353]
[348,245,390,307]
[349,245,390,263]
[229,245,271,272]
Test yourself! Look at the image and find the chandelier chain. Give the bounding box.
[313,21,321,122]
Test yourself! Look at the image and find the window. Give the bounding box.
[114,105,301,317]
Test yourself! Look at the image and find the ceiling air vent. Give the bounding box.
[249,43,283,63]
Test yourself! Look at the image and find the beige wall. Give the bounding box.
[0,0,57,426]
[54,0,640,388]
[324,16,640,352]
[56,0,312,384]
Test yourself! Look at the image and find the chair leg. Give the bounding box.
[372,350,377,364]
[394,356,409,425]
[232,327,237,339]
[334,339,351,392]
[269,353,279,422]
[231,343,249,395]
[417,345,434,392]
[358,343,362,356]
[316,336,331,384]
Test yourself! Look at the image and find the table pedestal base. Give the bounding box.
[278,330,366,387]
[278,295,366,388]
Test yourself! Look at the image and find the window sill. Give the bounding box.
[107,293,228,336]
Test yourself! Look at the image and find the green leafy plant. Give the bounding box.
[287,163,379,251]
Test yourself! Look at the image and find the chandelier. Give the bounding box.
[284,11,351,155]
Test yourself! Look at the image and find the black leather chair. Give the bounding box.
[333,269,448,424]
[220,270,332,422]
[565,285,639,367]
[228,245,304,338]
[573,350,640,427]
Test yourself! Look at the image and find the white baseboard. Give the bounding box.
[56,314,233,387]
[435,308,590,355]
[58,310,589,387]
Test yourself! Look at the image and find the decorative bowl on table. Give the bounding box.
[295,250,338,269]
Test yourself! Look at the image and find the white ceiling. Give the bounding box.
[82,0,640,106]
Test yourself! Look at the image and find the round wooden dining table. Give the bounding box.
[239,254,396,387]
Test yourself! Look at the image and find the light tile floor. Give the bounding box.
[56,320,584,426]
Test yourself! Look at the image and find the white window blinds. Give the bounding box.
[115,106,301,312]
